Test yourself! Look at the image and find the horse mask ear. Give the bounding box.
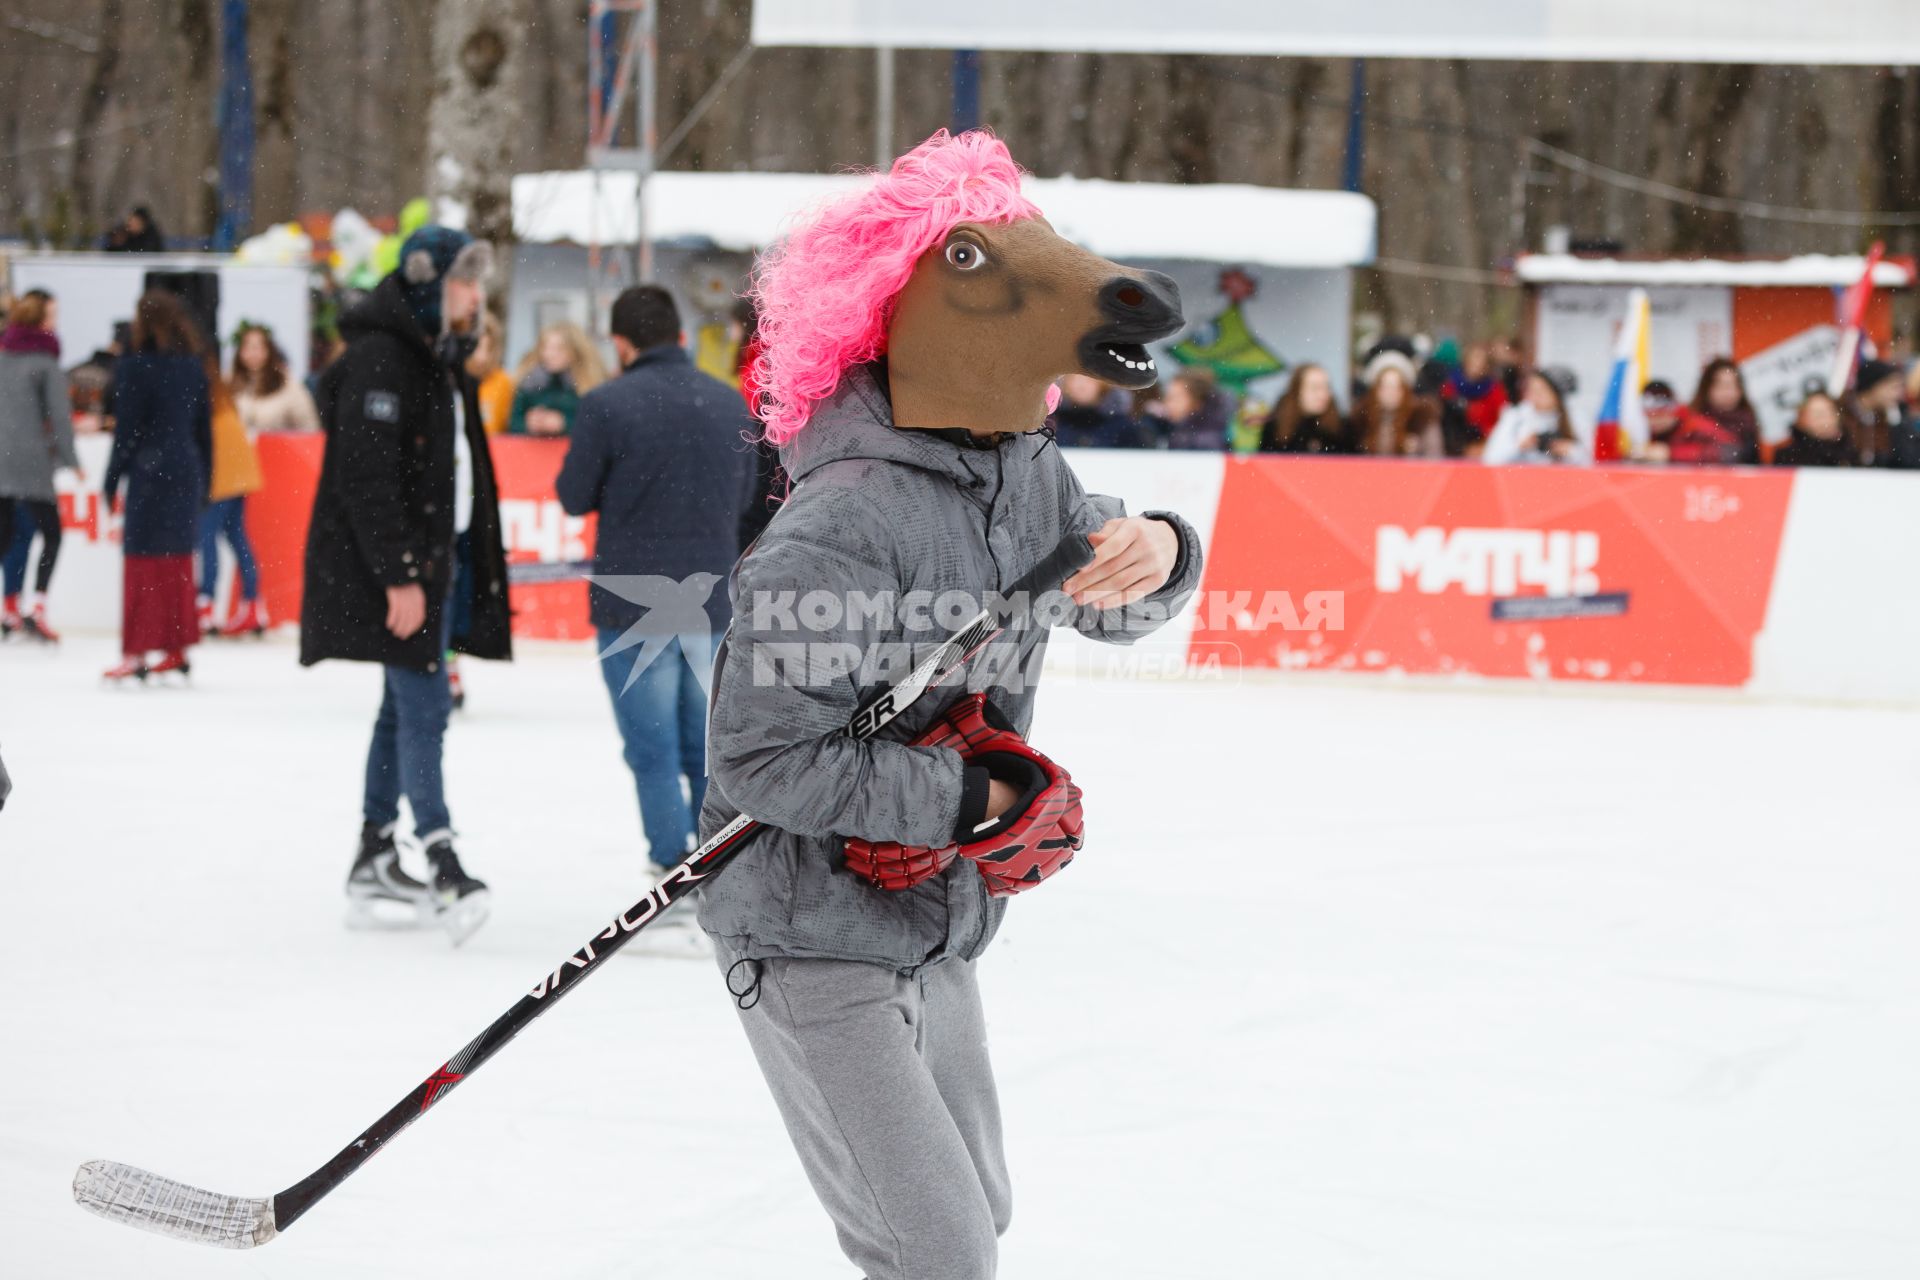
[885,217,1182,436]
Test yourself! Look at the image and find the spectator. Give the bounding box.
[1355,351,1442,458]
[230,322,320,433]
[1445,342,1510,440]
[102,291,211,682]
[1050,373,1147,448]
[0,289,80,643]
[732,298,785,550]
[509,322,606,437]
[1482,367,1582,465]
[1773,392,1854,468]
[67,320,129,431]
[465,314,515,435]
[103,205,166,253]
[1849,358,1919,468]
[555,284,757,883]
[1147,367,1233,450]
[200,354,266,636]
[1259,362,1356,454]
[1636,380,1685,461]
[1674,358,1761,466]
[300,225,511,932]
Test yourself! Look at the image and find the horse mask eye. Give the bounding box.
[945,240,986,271]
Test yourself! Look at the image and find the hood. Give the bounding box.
[339,275,435,364]
[0,325,60,358]
[779,363,1011,489]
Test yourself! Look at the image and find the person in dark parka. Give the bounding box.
[555,285,758,876]
[300,225,510,932]
[102,291,211,681]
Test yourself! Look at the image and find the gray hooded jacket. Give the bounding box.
[694,365,1202,971]
[0,346,78,503]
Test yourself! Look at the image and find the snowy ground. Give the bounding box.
[3,633,1918,1278]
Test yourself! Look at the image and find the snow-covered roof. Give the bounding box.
[1516,253,1915,288]
[512,170,1377,269]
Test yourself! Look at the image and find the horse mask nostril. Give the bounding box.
[1115,285,1146,308]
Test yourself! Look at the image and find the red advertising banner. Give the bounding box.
[1192,457,1795,687]
[250,434,598,642]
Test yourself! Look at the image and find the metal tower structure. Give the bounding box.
[587,0,658,300]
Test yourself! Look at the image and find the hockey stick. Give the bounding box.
[74,531,1097,1250]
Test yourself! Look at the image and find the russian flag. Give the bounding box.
[1593,288,1651,462]
[1827,241,1885,396]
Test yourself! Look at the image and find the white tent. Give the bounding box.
[512,169,1377,269]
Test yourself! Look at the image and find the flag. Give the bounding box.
[1593,288,1651,462]
[1827,241,1885,396]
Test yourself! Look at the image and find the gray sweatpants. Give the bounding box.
[718,949,1012,1280]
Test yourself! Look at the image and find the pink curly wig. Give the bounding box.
[749,130,1042,444]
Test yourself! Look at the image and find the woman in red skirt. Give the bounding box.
[102,291,212,682]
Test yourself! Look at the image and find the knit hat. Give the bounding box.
[1537,364,1578,398]
[1855,358,1901,396]
[397,225,494,336]
[1363,349,1418,390]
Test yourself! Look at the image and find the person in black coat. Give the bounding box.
[102,291,211,681]
[1773,391,1855,468]
[556,285,758,875]
[300,225,510,930]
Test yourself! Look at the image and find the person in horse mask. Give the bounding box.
[299,225,512,943]
[697,131,1204,1280]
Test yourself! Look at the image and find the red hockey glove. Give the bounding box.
[843,693,1084,896]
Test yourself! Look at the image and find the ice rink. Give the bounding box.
[3,634,1918,1278]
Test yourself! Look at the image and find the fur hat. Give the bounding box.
[396,225,493,335]
[1363,349,1418,390]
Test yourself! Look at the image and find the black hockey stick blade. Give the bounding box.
[74,1160,277,1249]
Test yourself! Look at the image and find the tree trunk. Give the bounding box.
[249,0,299,225]
[426,0,531,264]
[67,0,125,244]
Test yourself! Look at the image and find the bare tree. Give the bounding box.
[248,0,299,225]
[426,0,531,257]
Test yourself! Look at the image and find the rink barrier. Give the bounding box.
[36,436,1920,703]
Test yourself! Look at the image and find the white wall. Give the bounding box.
[1751,468,1920,703]
[9,254,311,381]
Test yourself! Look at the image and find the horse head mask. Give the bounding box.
[751,130,1184,442]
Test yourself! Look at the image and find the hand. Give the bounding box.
[384,584,427,639]
[527,408,566,436]
[1062,517,1180,611]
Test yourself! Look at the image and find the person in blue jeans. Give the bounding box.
[197,499,259,618]
[556,285,757,876]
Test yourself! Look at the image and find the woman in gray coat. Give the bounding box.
[0,289,80,642]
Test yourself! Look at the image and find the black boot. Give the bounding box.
[424,836,491,944]
[346,822,432,912]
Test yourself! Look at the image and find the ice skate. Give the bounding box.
[447,657,466,711]
[2,596,23,640]
[218,598,267,639]
[195,596,215,635]
[344,822,437,930]
[101,656,147,684]
[21,603,59,644]
[424,835,491,946]
[145,651,192,684]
